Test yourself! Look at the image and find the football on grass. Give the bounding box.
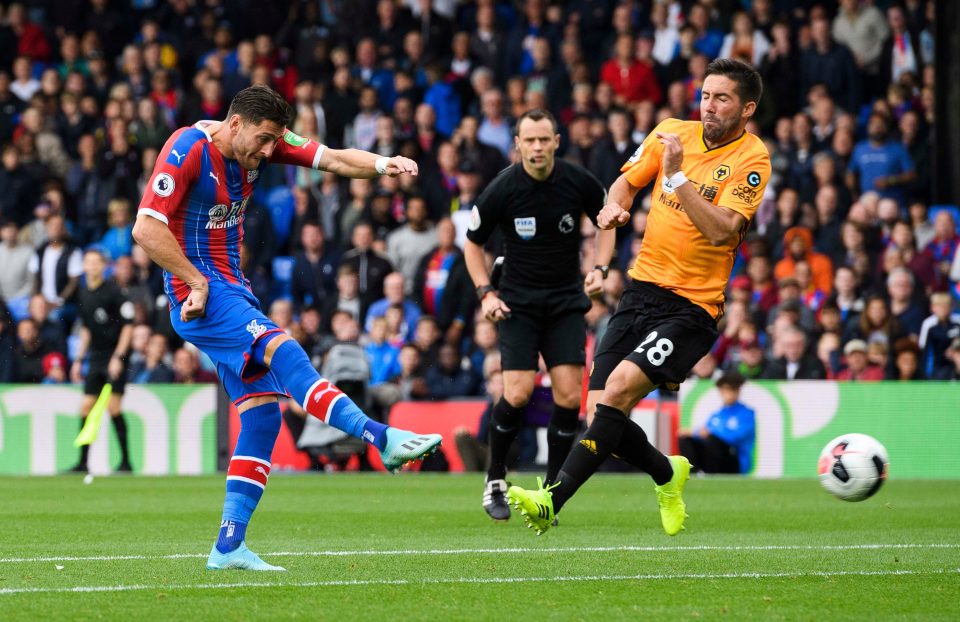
[818,433,889,502]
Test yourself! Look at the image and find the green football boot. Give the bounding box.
[654,455,691,536]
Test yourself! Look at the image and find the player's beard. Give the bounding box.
[702,111,742,145]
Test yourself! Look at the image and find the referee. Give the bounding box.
[70,248,135,473]
[464,109,613,521]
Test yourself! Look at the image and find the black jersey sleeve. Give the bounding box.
[465,167,510,245]
[114,285,135,327]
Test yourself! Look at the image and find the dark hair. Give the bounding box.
[705,58,763,104]
[226,85,292,127]
[514,108,558,136]
[716,371,746,389]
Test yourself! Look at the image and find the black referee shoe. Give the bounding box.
[483,478,510,522]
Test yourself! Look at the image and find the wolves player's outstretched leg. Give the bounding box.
[545,405,580,485]
[207,402,285,571]
[260,336,441,472]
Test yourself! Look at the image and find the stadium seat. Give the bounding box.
[67,334,82,363]
[270,256,295,301]
[264,186,295,248]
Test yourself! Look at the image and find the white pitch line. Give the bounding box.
[1,543,958,564]
[0,568,957,596]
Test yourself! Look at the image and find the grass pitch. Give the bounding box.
[1,473,958,620]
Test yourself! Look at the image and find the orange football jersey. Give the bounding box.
[621,118,771,319]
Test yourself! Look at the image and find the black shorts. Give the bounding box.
[83,357,128,397]
[498,283,591,371]
[588,280,719,390]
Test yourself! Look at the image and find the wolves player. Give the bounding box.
[508,59,771,536]
[133,85,441,571]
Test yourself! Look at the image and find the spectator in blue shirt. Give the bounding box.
[847,113,916,206]
[365,316,402,386]
[679,373,756,474]
[98,198,134,260]
[688,3,724,60]
[364,271,422,341]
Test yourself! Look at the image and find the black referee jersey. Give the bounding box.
[77,279,134,361]
[465,159,606,290]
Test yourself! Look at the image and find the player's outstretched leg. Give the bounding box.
[507,477,558,535]
[263,337,441,472]
[206,401,285,571]
[545,404,580,484]
[611,418,690,535]
[654,455,691,536]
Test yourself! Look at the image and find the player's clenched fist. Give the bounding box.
[597,202,631,229]
[180,282,209,322]
[655,132,684,176]
[384,156,419,177]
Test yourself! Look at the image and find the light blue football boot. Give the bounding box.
[206,543,286,571]
[381,429,443,473]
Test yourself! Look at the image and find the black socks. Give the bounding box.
[550,404,628,513]
[486,397,525,481]
[545,405,580,485]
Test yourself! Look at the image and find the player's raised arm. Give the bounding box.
[658,131,748,246]
[319,148,418,179]
[598,127,664,230]
[269,128,418,180]
[597,174,641,230]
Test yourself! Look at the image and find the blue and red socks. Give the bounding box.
[215,402,281,554]
[264,339,388,450]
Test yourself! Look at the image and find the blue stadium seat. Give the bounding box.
[67,334,82,362]
[928,205,960,234]
[271,256,295,301]
[264,186,295,248]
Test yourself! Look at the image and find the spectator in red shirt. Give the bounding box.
[172,346,217,384]
[836,339,885,381]
[7,3,51,62]
[924,210,959,290]
[599,34,661,107]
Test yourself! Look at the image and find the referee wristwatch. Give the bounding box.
[476,284,496,301]
[593,265,609,279]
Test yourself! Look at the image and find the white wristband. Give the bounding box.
[374,157,389,175]
[661,170,688,194]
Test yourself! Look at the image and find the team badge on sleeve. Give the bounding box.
[152,173,175,197]
[627,144,644,164]
[283,130,309,147]
[468,206,481,231]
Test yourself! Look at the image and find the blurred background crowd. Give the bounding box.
[0,0,957,415]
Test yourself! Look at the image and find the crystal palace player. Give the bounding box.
[133,85,442,571]
[508,59,771,536]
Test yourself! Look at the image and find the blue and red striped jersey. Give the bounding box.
[138,121,324,304]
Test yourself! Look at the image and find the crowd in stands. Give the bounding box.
[0,0,958,406]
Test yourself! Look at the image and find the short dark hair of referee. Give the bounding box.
[70,247,135,473]
[464,108,613,521]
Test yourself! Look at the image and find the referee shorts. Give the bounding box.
[83,356,128,396]
[498,283,591,371]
